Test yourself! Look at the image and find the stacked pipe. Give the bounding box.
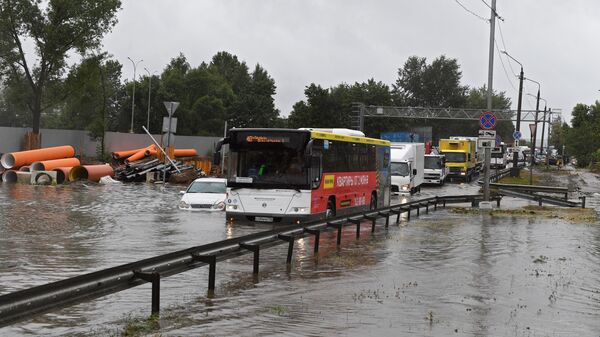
[0,145,114,184]
[111,145,198,164]
[114,158,198,183]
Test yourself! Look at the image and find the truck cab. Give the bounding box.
[424,154,446,185]
[439,139,477,182]
[390,143,424,194]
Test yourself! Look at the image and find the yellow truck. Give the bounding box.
[439,139,478,182]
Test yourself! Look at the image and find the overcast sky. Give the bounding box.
[103,0,600,139]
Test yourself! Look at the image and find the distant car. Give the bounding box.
[179,177,227,211]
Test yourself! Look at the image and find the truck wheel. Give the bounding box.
[326,198,336,218]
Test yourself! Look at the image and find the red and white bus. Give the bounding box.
[214,128,391,223]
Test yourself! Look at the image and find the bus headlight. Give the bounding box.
[292,207,308,213]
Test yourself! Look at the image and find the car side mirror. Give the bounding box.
[179,191,185,195]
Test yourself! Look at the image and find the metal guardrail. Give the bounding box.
[0,194,493,328]
[479,168,583,207]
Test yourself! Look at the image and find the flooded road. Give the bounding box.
[1,173,599,336]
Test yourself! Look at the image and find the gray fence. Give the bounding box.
[0,127,220,158]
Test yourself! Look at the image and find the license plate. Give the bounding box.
[255,216,273,223]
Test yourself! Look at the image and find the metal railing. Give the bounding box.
[0,194,497,328]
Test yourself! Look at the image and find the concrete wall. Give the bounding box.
[0,127,220,157]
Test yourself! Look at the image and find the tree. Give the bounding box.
[392,55,468,107]
[464,85,514,142]
[0,0,122,135]
[565,102,600,167]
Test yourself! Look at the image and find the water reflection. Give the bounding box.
[1,182,599,336]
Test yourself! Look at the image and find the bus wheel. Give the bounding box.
[326,198,336,218]
[369,192,377,211]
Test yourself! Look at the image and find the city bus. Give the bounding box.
[214,128,391,223]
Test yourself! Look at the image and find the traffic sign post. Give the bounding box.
[162,101,180,183]
[479,112,496,202]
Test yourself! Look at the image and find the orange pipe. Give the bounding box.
[68,164,114,183]
[125,149,148,163]
[173,149,198,157]
[31,158,80,171]
[112,145,155,160]
[0,145,75,169]
[52,167,73,184]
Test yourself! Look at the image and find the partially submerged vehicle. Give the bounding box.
[179,177,227,211]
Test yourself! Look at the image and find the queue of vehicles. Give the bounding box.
[180,128,534,223]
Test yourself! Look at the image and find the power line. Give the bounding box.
[494,39,518,92]
[454,0,489,22]
[497,22,517,76]
[480,0,504,21]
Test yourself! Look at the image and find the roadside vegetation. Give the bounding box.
[452,205,597,224]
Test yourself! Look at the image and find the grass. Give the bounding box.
[120,314,161,337]
[498,170,542,185]
[452,205,598,224]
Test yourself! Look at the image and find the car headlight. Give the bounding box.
[179,200,190,209]
[212,201,225,210]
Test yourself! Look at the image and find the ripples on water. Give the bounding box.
[0,183,599,336]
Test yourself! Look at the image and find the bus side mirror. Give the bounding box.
[213,151,221,165]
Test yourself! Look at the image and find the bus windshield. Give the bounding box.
[391,162,409,176]
[441,152,466,163]
[232,149,307,186]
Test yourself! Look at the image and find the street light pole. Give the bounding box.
[127,57,143,133]
[501,50,523,177]
[525,79,540,185]
[538,97,548,154]
[144,68,152,131]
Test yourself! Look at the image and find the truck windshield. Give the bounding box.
[441,152,466,163]
[491,152,504,158]
[424,157,443,169]
[391,162,410,176]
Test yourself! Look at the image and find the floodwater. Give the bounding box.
[0,174,599,336]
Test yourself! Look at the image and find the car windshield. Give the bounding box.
[424,157,443,169]
[441,152,466,162]
[391,162,409,176]
[187,181,226,193]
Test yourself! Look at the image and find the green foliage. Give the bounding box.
[392,55,468,107]
[0,0,122,133]
[288,79,392,130]
[564,102,600,167]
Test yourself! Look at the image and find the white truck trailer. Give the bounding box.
[390,143,424,194]
[424,153,446,185]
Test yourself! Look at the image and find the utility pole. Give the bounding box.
[127,57,143,133]
[483,0,497,202]
[502,50,524,177]
[144,68,152,131]
[540,104,547,154]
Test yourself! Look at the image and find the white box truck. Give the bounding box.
[390,142,424,194]
[424,153,446,185]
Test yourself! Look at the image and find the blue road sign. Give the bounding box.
[479,112,497,130]
[513,131,522,140]
[495,135,502,146]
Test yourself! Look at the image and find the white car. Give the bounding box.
[179,178,227,211]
